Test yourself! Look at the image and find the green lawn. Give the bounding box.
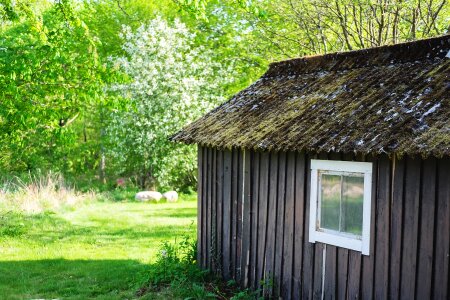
[0,195,197,299]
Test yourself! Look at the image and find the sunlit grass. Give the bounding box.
[0,194,197,299]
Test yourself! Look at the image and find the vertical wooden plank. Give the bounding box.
[337,248,349,299]
[264,152,278,297]
[324,245,337,300]
[374,155,391,299]
[240,149,252,288]
[281,151,296,299]
[389,155,405,299]
[223,149,232,279]
[250,152,260,289]
[400,156,421,300]
[197,145,203,267]
[236,150,244,283]
[433,157,450,300]
[347,250,361,299]
[301,153,314,300]
[206,147,213,269]
[274,152,286,297]
[416,157,436,299]
[202,147,208,269]
[216,150,224,276]
[256,152,270,291]
[231,149,239,279]
[313,243,324,299]
[361,155,377,300]
[211,148,217,272]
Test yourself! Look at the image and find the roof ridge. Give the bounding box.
[264,34,450,78]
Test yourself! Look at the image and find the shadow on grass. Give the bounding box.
[0,259,151,299]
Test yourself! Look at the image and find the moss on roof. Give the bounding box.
[171,35,450,157]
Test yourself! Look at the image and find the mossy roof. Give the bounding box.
[172,35,450,157]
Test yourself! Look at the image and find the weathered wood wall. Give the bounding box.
[197,145,450,299]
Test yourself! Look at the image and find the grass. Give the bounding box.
[0,193,198,299]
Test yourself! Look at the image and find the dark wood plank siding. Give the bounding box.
[281,151,296,298]
[197,146,450,299]
[400,157,421,300]
[374,155,391,299]
[249,151,260,289]
[240,150,251,287]
[434,156,450,300]
[416,157,436,299]
[197,145,203,267]
[257,152,270,293]
[222,149,232,279]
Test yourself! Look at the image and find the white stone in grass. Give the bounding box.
[135,191,162,202]
[162,191,178,203]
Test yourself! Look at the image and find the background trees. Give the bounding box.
[106,17,233,189]
[0,0,447,190]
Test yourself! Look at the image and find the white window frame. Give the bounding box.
[309,159,372,255]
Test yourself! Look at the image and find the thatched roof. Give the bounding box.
[171,35,450,157]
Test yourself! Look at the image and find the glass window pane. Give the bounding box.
[341,175,364,236]
[320,174,341,231]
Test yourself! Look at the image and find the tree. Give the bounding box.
[0,1,107,173]
[106,17,234,189]
[241,0,450,59]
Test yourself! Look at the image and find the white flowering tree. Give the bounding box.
[107,17,233,189]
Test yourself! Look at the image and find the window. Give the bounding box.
[309,159,372,255]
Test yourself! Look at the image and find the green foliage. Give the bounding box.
[140,232,258,299]
[105,17,236,189]
[0,0,446,191]
[0,1,108,175]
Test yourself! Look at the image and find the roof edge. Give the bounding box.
[264,34,450,78]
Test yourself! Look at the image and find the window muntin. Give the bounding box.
[309,160,372,255]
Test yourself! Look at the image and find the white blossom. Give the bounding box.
[106,17,234,187]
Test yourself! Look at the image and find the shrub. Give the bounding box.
[139,233,259,299]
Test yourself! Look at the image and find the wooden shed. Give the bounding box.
[171,35,450,299]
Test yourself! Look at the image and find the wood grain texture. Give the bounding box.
[250,152,260,289]
[202,147,207,269]
[389,155,404,299]
[197,149,449,299]
[240,150,252,288]
[256,152,270,290]
[264,152,278,297]
[273,152,286,297]
[416,157,436,299]
[216,150,223,276]
[433,156,450,300]
[400,156,421,300]
[222,149,232,279]
[374,155,390,299]
[197,146,203,267]
[281,151,296,298]
[231,149,238,279]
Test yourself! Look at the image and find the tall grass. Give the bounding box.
[0,172,95,213]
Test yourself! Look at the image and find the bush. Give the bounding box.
[138,233,259,299]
